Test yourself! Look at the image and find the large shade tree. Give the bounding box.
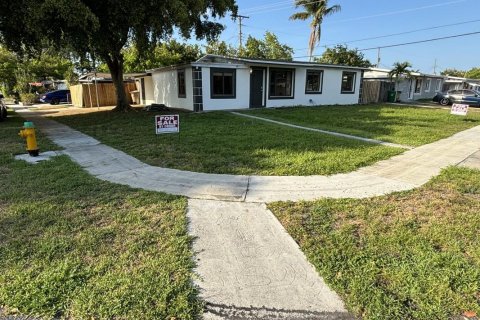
[0,0,237,111]
[290,0,341,61]
[242,32,294,60]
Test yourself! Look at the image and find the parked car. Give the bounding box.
[39,89,71,105]
[433,89,480,106]
[0,93,7,121]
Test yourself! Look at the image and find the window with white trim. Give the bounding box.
[435,79,442,92]
[425,79,431,92]
[341,72,356,94]
[305,70,323,94]
[210,68,236,99]
[269,69,294,98]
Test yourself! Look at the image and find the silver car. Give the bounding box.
[434,89,480,106]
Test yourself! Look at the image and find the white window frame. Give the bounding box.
[425,79,431,92]
[341,71,356,94]
[435,79,442,92]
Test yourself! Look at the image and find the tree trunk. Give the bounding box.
[104,53,132,112]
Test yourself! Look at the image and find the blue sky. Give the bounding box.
[196,0,480,74]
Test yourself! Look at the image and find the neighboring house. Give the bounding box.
[442,76,480,92]
[364,68,444,101]
[78,72,144,83]
[135,54,367,111]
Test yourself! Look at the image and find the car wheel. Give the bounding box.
[50,98,59,105]
[439,98,450,106]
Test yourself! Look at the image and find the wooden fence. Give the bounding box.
[70,82,137,107]
[361,80,395,104]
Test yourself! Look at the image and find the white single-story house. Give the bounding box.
[442,76,480,92]
[135,55,367,111]
[364,68,445,101]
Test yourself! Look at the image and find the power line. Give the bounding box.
[242,0,319,15]
[293,31,480,59]
[289,18,480,52]
[321,18,480,47]
[324,0,467,25]
[241,0,295,14]
[231,14,250,49]
[358,31,480,51]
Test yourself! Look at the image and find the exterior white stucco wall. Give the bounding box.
[201,66,250,111]
[137,76,155,105]
[396,77,444,101]
[265,67,362,108]
[199,65,362,110]
[152,67,194,111]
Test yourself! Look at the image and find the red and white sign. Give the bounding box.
[450,104,469,116]
[155,115,179,134]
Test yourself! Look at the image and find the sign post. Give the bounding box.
[155,115,179,134]
[450,104,469,116]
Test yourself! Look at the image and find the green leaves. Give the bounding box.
[242,31,294,60]
[315,44,373,67]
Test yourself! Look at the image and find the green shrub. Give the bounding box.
[20,93,36,104]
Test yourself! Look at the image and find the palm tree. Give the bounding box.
[388,61,413,101]
[290,0,341,61]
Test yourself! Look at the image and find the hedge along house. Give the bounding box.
[135,55,367,111]
[364,68,445,102]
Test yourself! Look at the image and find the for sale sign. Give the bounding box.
[450,104,469,116]
[155,115,179,134]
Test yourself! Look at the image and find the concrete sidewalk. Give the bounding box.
[18,110,480,202]
[188,200,352,319]
[14,110,480,319]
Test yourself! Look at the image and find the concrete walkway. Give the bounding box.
[15,109,480,319]
[19,110,480,202]
[189,200,352,319]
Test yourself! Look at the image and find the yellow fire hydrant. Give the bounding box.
[19,121,39,157]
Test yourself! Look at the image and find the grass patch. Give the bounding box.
[269,167,480,319]
[0,113,201,319]
[241,104,480,146]
[55,110,402,176]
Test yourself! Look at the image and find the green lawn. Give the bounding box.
[270,167,480,319]
[240,104,480,146]
[0,113,201,319]
[55,110,402,176]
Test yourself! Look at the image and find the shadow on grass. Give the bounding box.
[0,115,201,319]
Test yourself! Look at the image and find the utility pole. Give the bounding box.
[232,14,249,50]
[433,58,437,75]
[376,47,381,67]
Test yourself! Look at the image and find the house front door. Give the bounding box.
[250,68,265,108]
[408,79,414,99]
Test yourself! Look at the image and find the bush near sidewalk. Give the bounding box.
[270,167,480,319]
[0,113,201,319]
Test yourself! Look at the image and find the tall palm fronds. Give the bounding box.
[290,0,341,61]
[388,61,414,101]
